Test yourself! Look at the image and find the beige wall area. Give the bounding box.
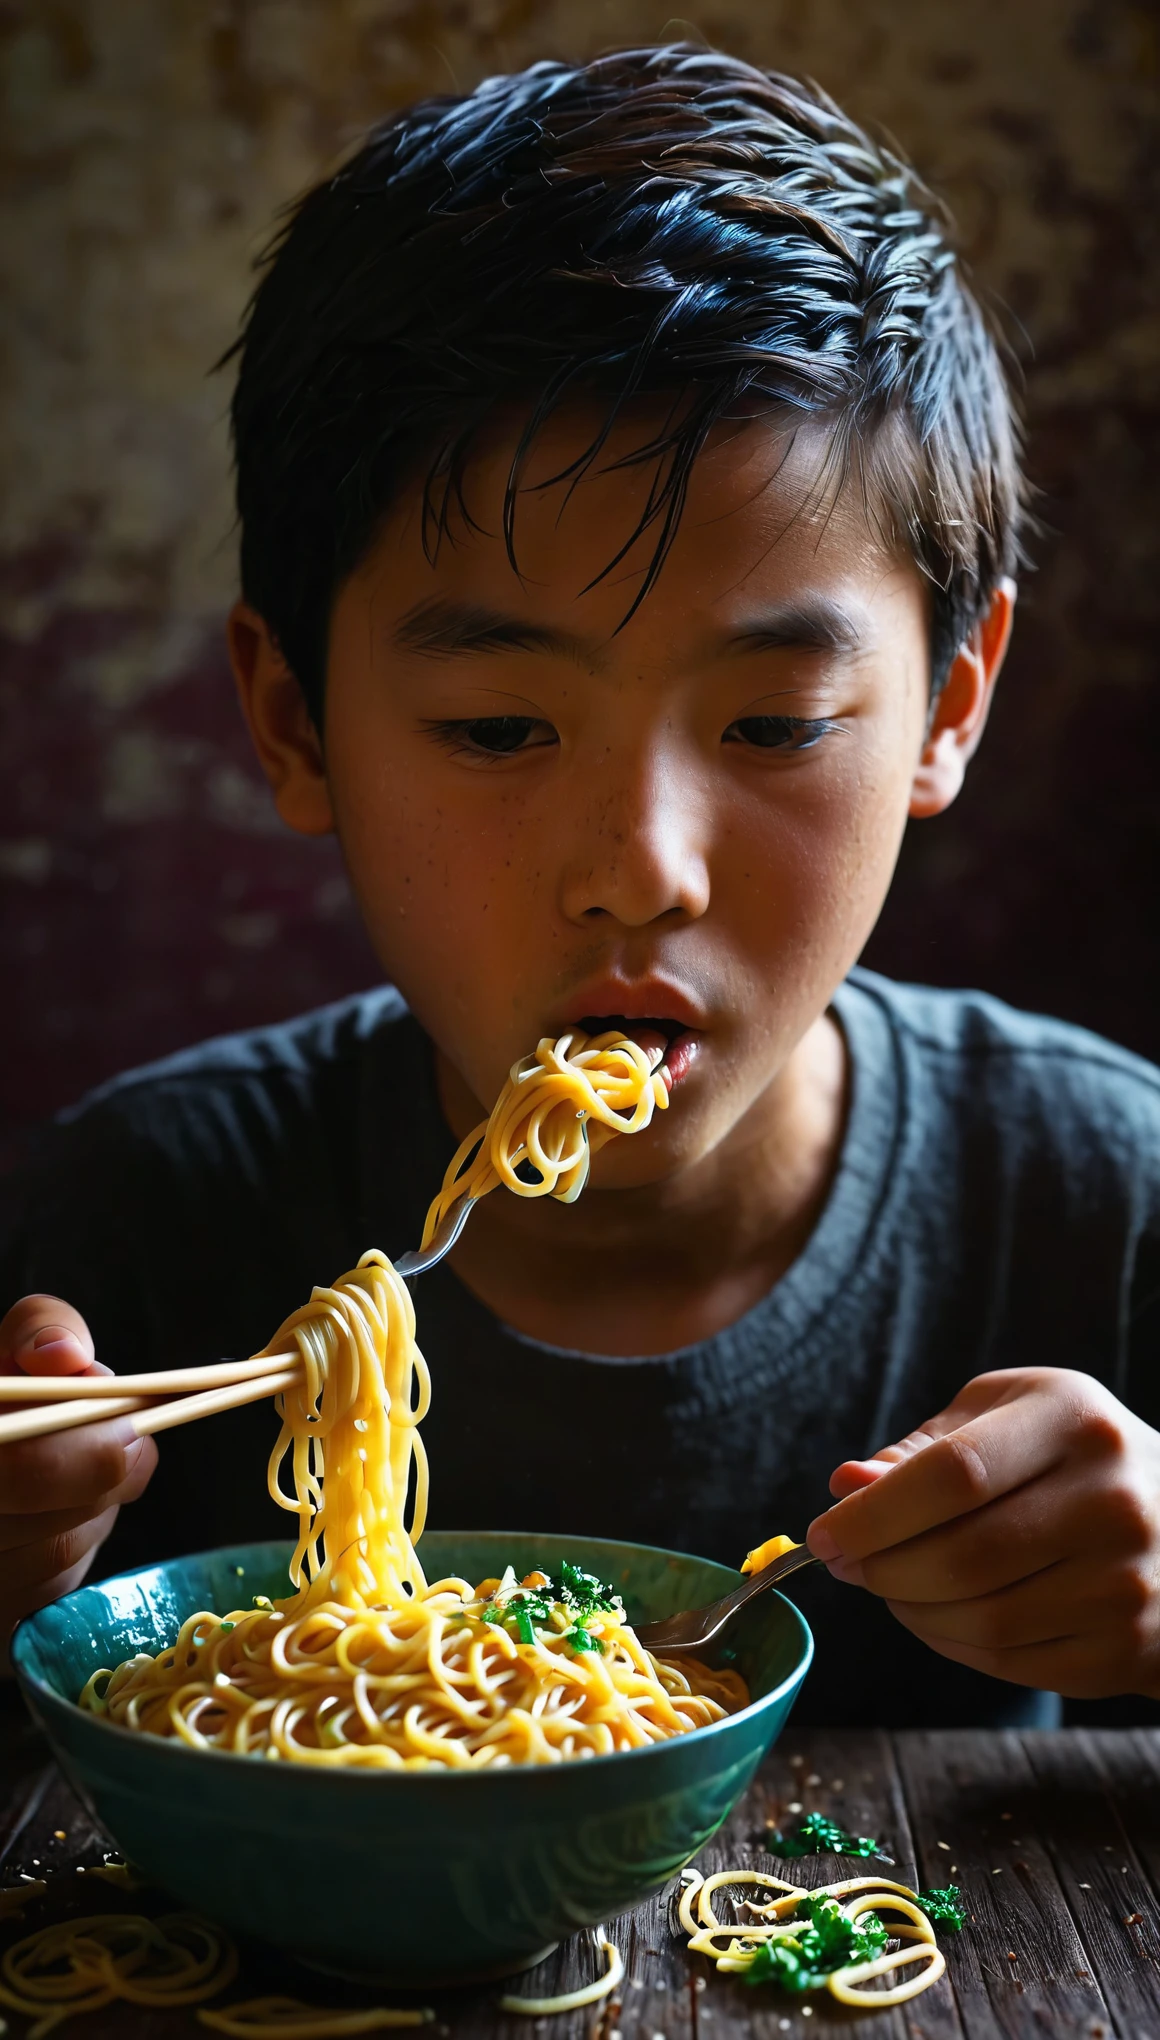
[1,1,1157,1137]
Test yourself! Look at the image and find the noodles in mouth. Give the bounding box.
[79,1032,747,1767]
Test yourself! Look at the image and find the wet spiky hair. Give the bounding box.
[228,43,1026,724]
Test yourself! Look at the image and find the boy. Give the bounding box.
[3,45,1159,1728]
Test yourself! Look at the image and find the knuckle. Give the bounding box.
[968,1599,1018,1651]
[938,1432,993,1510]
[1105,1560,1154,1624]
[1098,1482,1155,1555]
[1077,1406,1130,1461]
[40,1520,102,1580]
[1,1423,129,1511]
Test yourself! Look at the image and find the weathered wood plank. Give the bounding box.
[894,1729,1112,2040]
[1077,1729,1160,1911]
[8,1705,1160,2037]
[647,1728,959,2040]
[1020,1729,1160,2040]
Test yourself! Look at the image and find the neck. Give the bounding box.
[433,1012,848,1356]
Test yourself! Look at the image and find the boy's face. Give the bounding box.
[237,410,1002,1189]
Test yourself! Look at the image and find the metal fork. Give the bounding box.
[634,1541,819,1656]
[394,1196,479,1279]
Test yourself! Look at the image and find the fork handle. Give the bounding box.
[394,1196,478,1278]
[635,1542,818,1653]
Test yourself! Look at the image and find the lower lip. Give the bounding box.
[601,1021,701,1091]
[661,1031,700,1089]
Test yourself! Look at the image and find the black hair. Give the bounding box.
[227,43,1027,727]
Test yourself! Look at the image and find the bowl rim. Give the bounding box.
[13,1530,814,1783]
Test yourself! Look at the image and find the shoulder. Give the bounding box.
[0,986,424,1353]
[46,984,415,1169]
[4,982,420,1243]
[62,983,412,1127]
[842,966,1160,1185]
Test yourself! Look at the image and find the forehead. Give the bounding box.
[362,403,923,649]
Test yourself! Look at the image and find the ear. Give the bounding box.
[909,579,1016,819]
[227,602,335,838]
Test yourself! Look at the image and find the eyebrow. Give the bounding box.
[393,597,600,665]
[391,593,866,664]
[725,598,866,657]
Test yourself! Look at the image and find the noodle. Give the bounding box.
[420,1028,668,1245]
[0,1910,238,2039]
[675,1867,948,2008]
[198,1999,432,2035]
[498,1935,624,2014]
[79,1033,744,1767]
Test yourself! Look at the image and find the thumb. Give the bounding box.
[827,1371,1022,1498]
[0,1295,101,1378]
[828,1457,895,1500]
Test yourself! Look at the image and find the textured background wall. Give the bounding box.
[1,0,1157,1156]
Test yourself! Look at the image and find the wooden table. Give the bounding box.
[3,1685,1160,2039]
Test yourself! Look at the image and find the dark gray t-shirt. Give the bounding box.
[4,968,1159,1729]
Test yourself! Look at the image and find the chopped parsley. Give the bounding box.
[769,1811,892,1861]
[918,1884,967,1930]
[565,1625,604,1655]
[476,1559,622,1649]
[556,1560,620,1618]
[743,1895,888,1992]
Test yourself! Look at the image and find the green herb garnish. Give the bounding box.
[744,1895,888,1992]
[556,1560,619,1618]
[917,1885,966,1930]
[566,1625,605,1654]
[770,1811,892,1861]
[511,1604,538,1647]
[475,1559,621,1649]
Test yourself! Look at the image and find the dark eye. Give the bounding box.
[422,715,556,759]
[724,715,839,752]
[463,716,540,753]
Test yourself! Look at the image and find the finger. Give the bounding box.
[887,1543,1158,1654]
[0,1506,119,1596]
[847,1468,1083,1602]
[807,1390,1073,1563]
[0,1433,157,1544]
[0,1502,113,1554]
[1,1542,114,1663]
[829,1458,893,1500]
[822,1371,1056,1510]
[0,1295,97,1377]
[0,1421,157,1515]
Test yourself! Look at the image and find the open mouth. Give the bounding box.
[578,1014,700,1088]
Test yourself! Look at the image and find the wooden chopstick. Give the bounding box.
[0,1392,156,1445]
[0,1352,299,1402]
[129,1365,302,1438]
[0,1364,303,1448]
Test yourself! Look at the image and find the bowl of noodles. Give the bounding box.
[13,1530,812,1985]
[10,1040,811,1984]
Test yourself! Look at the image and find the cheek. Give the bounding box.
[327,743,552,1044]
[724,736,915,972]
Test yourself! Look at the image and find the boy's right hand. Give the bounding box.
[0,1295,158,1663]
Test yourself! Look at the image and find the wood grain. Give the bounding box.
[4,1693,1160,2039]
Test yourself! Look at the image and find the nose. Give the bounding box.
[557,740,711,927]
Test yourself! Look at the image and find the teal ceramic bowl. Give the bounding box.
[12,1532,812,1986]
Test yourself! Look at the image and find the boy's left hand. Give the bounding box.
[806,1368,1160,1698]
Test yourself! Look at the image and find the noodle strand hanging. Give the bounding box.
[80,1033,743,1768]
